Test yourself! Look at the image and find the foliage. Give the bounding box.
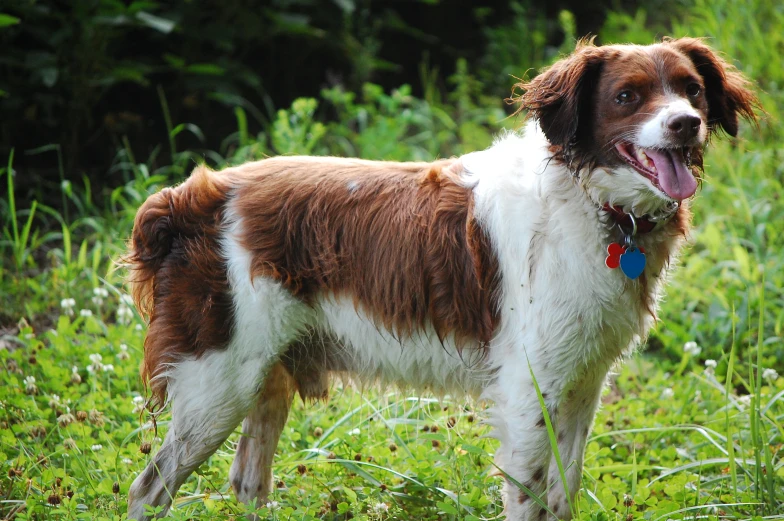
[0,0,387,186]
[0,0,558,189]
[478,4,577,97]
[1,0,783,519]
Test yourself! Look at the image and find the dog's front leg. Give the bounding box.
[488,375,561,521]
[547,368,608,520]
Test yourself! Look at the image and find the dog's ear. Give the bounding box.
[511,38,607,147]
[666,37,758,137]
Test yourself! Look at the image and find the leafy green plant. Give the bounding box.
[2,150,40,272]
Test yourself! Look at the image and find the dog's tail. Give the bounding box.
[123,165,234,404]
[125,165,231,317]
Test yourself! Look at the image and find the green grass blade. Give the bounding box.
[726,304,739,496]
[527,355,573,517]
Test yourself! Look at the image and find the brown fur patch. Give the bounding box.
[124,166,235,407]
[232,156,501,347]
[637,201,692,318]
[126,157,501,406]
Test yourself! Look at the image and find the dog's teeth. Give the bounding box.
[634,148,644,161]
[634,148,654,170]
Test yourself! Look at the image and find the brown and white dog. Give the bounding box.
[126,38,756,520]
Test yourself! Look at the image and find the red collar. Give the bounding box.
[602,204,658,235]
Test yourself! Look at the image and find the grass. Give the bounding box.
[1,0,783,519]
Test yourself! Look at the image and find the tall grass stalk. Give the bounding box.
[4,149,39,271]
[726,304,739,496]
[528,356,574,517]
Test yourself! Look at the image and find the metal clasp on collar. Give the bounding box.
[647,200,681,223]
[621,213,638,249]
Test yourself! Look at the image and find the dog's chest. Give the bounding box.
[490,210,664,380]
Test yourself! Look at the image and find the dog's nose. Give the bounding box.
[667,114,701,142]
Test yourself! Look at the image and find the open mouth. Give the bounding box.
[614,143,698,201]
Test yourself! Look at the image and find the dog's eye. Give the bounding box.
[686,83,702,97]
[616,91,637,105]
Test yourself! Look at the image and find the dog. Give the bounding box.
[125,37,756,520]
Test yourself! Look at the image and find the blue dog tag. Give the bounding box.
[620,247,646,279]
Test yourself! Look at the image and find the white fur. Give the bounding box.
[464,123,663,518]
[638,98,706,148]
[316,295,489,394]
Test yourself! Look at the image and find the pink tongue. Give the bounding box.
[644,148,697,200]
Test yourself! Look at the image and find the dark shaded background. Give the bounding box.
[1,0,666,199]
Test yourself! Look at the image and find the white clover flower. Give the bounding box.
[683,341,701,356]
[704,359,717,375]
[660,387,674,400]
[117,343,130,361]
[122,458,133,465]
[373,502,389,512]
[132,395,146,414]
[91,444,103,451]
[71,366,82,384]
[88,354,105,373]
[102,364,114,373]
[265,501,280,510]
[60,298,76,316]
[121,294,134,306]
[738,394,752,409]
[92,287,109,306]
[117,305,133,325]
[348,428,361,436]
[135,323,143,331]
[762,368,779,381]
[79,309,93,318]
[58,412,76,427]
[24,375,37,393]
[48,394,62,409]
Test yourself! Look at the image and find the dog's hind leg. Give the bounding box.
[128,277,309,520]
[229,362,296,512]
[127,346,282,520]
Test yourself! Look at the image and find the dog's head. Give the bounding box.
[515,37,758,216]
